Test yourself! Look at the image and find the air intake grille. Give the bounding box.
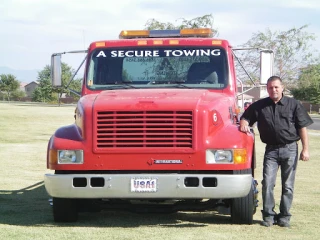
[95,111,193,148]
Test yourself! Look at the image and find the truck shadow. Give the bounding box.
[0,182,260,227]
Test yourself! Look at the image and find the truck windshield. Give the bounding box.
[86,46,228,90]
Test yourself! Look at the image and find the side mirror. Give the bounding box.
[260,50,274,85]
[51,54,62,86]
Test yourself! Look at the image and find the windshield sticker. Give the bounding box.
[95,49,221,58]
[158,58,174,71]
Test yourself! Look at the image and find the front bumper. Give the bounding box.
[44,173,252,199]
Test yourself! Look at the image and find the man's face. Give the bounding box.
[267,79,284,102]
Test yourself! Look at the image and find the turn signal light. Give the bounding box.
[233,149,247,164]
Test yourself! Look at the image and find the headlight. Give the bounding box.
[206,149,247,164]
[58,150,84,164]
[215,150,233,162]
[206,150,233,164]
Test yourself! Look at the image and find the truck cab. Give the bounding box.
[45,28,273,223]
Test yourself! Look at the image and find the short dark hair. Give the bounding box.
[267,76,282,84]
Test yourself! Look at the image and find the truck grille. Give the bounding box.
[95,111,193,148]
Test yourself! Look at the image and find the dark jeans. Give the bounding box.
[261,142,298,223]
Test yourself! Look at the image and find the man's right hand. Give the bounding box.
[239,119,251,134]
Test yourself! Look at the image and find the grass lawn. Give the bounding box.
[0,102,319,240]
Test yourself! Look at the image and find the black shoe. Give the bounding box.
[261,221,273,227]
[278,221,290,228]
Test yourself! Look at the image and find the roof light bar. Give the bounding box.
[181,28,213,37]
[119,30,149,39]
[119,28,213,39]
[150,29,180,38]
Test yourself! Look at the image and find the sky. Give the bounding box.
[1,0,320,77]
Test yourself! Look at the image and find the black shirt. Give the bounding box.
[241,96,313,145]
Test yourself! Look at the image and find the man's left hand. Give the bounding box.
[299,150,310,161]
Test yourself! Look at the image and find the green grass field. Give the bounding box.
[0,102,319,240]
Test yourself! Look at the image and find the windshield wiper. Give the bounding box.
[170,84,192,89]
[102,84,138,90]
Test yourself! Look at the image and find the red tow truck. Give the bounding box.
[45,28,273,223]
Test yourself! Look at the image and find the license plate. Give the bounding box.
[130,177,158,192]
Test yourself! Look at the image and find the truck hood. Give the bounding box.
[86,88,236,153]
[93,88,230,110]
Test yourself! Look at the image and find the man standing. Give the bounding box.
[239,76,313,227]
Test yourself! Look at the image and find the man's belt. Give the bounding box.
[266,142,296,148]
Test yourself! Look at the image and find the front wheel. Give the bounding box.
[231,180,256,225]
[53,197,78,222]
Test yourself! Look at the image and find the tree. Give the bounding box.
[142,14,219,82]
[236,25,317,87]
[33,63,82,103]
[0,74,20,101]
[32,65,54,102]
[11,89,26,101]
[144,14,218,37]
[291,63,320,104]
[61,63,82,97]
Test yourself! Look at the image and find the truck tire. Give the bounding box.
[53,197,78,222]
[231,181,254,225]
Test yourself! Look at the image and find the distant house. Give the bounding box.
[237,85,266,108]
[238,85,268,102]
[19,82,28,91]
[237,93,254,109]
[24,81,39,97]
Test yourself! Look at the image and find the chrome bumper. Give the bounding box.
[44,173,252,199]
